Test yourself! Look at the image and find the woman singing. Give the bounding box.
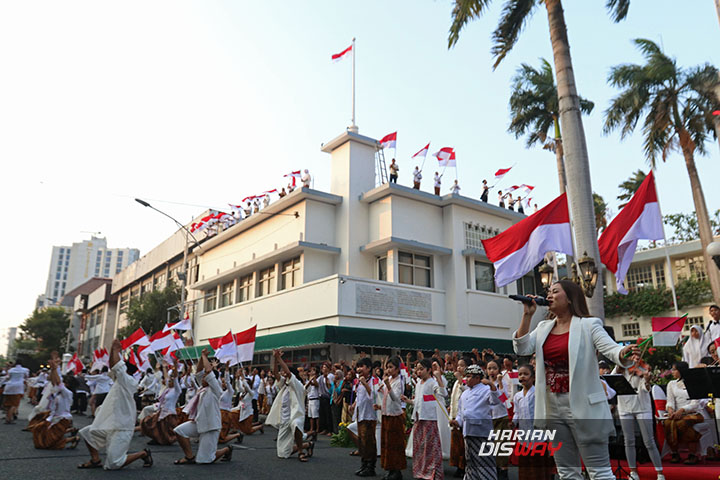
[513,280,639,480]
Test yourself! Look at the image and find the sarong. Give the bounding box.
[358,419,377,465]
[381,415,406,471]
[449,426,466,469]
[3,394,21,408]
[27,411,50,431]
[140,412,178,445]
[219,409,236,442]
[229,411,256,435]
[464,436,497,480]
[492,416,510,469]
[663,413,703,450]
[412,419,443,480]
[31,418,72,450]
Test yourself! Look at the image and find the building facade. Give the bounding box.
[603,237,719,342]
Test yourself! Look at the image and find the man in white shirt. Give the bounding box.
[354,357,377,477]
[301,169,312,188]
[78,340,152,469]
[3,360,29,423]
[704,304,720,352]
[434,172,442,195]
[413,167,422,189]
[30,355,79,450]
[248,368,261,422]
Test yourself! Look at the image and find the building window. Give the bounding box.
[398,252,432,287]
[377,256,387,281]
[154,273,166,290]
[119,293,129,312]
[220,281,234,308]
[281,257,301,290]
[464,222,501,250]
[653,262,666,288]
[205,288,217,312]
[688,256,707,281]
[684,316,704,331]
[622,323,641,337]
[516,272,539,296]
[474,261,495,292]
[237,274,253,303]
[626,264,653,292]
[257,266,276,297]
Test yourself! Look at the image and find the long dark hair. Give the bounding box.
[553,280,591,317]
[673,361,689,380]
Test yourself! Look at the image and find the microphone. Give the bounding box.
[508,294,549,306]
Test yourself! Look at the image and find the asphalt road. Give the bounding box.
[0,400,506,480]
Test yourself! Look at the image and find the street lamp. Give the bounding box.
[576,251,599,297]
[708,241,720,270]
[539,262,554,290]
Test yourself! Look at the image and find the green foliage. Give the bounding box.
[593,192,609,233]
[604,279,712,318]
[330,423,357,448]
[664,210,720,244]
[19,307,69,362]
[119,282,181,338]
[617,170,647,208]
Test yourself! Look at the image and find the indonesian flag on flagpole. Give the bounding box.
[163,316,192,333]
[494,167,512,180]
[412,143,430,161]
[160,346,178,364]
[209,331,239,365]
[379,132,397,149]
[434,147,456,167]
[498,391,508,403]
[598,170,664,294]
[331,44,352,63]
[137,344,151,363]
[284,170,301,187]
[65,353,84,374]
[482,193,573,287]
[526,197,533,208]
[149,329,178,352]
[519,184,535,193]
[651,317,686,346]
[129,349,149,375]
[121,327,151,350]
[234,325,257,363]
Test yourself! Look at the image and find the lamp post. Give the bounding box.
[134,199,202,327]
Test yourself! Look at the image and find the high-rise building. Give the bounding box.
[38,237,139,308]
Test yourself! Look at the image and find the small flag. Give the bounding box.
[331,44,353,63]
[65,353,84,374]
[234,325,257,363]
[498,391,508,403]
[121,328,151,350]
[494,167,512,180]
[163,316,192,333]
[434,147,456,167]
[149,330,177,352]
[209,331,238,365]
[412,143,430,161]
[714,337,720,349]
[651,317,686,346]
[379,132,397,149]
[284,170,302,187]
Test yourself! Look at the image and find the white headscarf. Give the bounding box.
[682,325,705,367]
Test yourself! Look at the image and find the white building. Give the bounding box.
[177,130,534,368]
[38,237,139,308]
[603,237,719,342]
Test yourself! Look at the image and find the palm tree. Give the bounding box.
[448,0,632,315]
[508,58,594,194]
[617,170,647,208]
[603,38,720,303]
[593,192,609,234]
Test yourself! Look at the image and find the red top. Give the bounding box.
[543,332,570,393]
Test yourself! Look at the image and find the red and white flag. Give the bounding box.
[129,348,150,374]
[412,143,430,161]
[163,316,192,333]
[379,132,397,149]
[65,353,84,374]
[519,184,535,194]
[331,44,353,63]
[234,325,257,363]
[284,170,301,187]
[651,317,686,346]
[137,344,151,363]
[526,197,533,208]
[482,193,573,287]
[149,330,177,352]
[121,328,151,350]
[434,147,456,167]
[209,331,238,365]
[598,171,664,294]
[160,346,178,364]
[494,167,512,181]
[91,348,109,371]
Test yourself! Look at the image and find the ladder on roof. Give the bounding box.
[375,143,388,186]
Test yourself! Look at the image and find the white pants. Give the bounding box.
[307,399,320,419]
[619,412,663,470]
[174,421,220,464]
[546,392,614,480]
[79,426,133,470]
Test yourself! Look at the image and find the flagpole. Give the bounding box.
[651,168,679,317]
[350,37,357,132]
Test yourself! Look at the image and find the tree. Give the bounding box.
[19,307,69,362]
[593,192,609,234]
[664,210,720,244]
[603,38,720,303]
[617,170,647,208]
[508,58,594,194]
[448,0,633,316]
[119,282,181,339]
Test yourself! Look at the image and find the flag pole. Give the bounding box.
[351,37,356,131]
[651,168,679,317]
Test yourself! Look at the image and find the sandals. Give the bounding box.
[68,436,80,450]
[143,448,153,468]
[77,459,102,469]
[174,456,196,465]
[298,452,309,462]
[350,450,360,456]
[221,445,233,462]
[307,441,315,458]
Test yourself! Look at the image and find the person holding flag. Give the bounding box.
[413,166,422,190]
[140,357,182,446]
[388,158,399,183]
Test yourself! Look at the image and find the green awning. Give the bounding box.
[176,326,513,360]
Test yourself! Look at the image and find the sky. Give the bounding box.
[1,1,719,342]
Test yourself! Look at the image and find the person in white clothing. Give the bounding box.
[141,359,182,445]
[229,373,264,441]
[78,339,152,469]
[704,304,720,350]
[449,357,469,477]
[173,348,233,465]
[85,367,113,416]
[433,172,442,195]
[301,169,311,188]
[663,361,707,465]
[450,179,460,195]
[412,166,422,189]
[2,360,29,424]
[218,367,241,444]
[305,366,320,437]
[682,325,705,367]
[379,356,406,480]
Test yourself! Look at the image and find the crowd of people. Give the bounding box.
[2,296,720,479]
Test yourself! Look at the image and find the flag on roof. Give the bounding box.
[434,147,456,167]
[412,143,430,161]
[494,167,512,180]
[379,132,397,149]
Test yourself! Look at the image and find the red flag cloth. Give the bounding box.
[598,170,664,294]
[149,329,176,352]
[331,44,352,62]
[120,328,150,350]
[423,395,436,402]
[412,143,430,160]
[209,331,238,365]
[714,337,720,349]
[379,132,397,149]
[494,167,512,179]
[481,193,573,287]
[434,147,456,167]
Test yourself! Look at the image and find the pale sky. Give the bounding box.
[1,1,719,341]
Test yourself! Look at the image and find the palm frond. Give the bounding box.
[490,0,538,69]
[606,0,631,22]
[448,0,494,48]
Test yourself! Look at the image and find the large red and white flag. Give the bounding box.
[234,325,257,363]
[598,171,664,294]
[65,353,84,374]
[137,344,151,363]
[284,170,301,187]
[434,147,456,167]
[379,132,397,149]
[412,143,430,161]
[482,193,573,287]
[209,331,238,365]
[149,330,178,352]
[163,315,192,333]
[160,346,178,364]
[129,348,150,374]
[331,44,352,63]
[494,167,512,181]
[120,328,151,350]
[651,317,686,346]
